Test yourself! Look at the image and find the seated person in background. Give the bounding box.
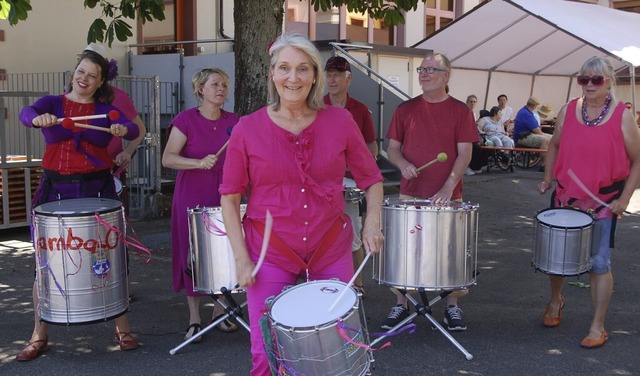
[497,94,515,134]
[534,103,553,123]
[465,101,488,176]
[482,106,514,148]
[514,97,552,170]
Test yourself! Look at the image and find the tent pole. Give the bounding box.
[483,70,492,110]
[630,64,637,115]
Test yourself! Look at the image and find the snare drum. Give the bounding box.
[267,280,370,376]
[533,208,593,276]
[374,198,479,290]
[33,198,128,324]
[188,205,247,294]
[343,177,364,203]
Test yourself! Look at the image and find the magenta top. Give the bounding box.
[220,106,382,273]
[554,99,629,218]
[107,87,141,159]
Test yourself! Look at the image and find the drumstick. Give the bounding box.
[55,110,120,123]
[328,252,371,313]
[61,118,112,133]
[215,140,230,158]
[416,152,448,173]
[215,127,234,158]
[567,169,631,215]
[251,210,272,278]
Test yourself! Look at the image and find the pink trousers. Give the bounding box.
[246,249,354,376]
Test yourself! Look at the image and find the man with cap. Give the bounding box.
[324,55,378,295]
[514,97,552,170]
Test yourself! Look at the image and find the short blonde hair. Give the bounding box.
[580,56,617,101]
[192,68,231,101]
[267,33,324,111]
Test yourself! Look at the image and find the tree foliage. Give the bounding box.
[0,0,165,46]
[1,0,423,114]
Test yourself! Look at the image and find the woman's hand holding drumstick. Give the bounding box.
[55,110,120,124]
[60,118,128,137]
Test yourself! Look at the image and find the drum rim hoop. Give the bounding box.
[33,198,123,217]
[536,207,593,229]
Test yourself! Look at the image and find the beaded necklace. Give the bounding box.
[581,91,612,127]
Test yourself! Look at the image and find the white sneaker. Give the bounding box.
[473,169,483,174]
[465,167,475,176]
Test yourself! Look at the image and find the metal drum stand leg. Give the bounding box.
[369,288,473,360]
[169,286,250,355]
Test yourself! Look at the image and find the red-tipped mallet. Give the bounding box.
[61,118,112,133]
[56,110,120,124]
[416,152,448,173]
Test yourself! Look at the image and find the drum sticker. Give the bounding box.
[320,286,339,294]
[92,258,111,278]
[341,326,364,357]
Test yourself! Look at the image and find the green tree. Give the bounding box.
[1,0,420,115]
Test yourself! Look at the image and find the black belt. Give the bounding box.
[44,169,110,184]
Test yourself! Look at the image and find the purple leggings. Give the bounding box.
[246,249,354,376]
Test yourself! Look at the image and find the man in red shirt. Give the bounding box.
[383,52,478,331]
[324,56,378,295]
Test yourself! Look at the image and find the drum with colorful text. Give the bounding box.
[33,198,128,324]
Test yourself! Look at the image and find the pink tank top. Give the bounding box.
[554,99,629,218]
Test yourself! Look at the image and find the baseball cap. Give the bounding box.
[324,56,351,72]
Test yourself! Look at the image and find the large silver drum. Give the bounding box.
[533,208,593,276]
[33,198,128,324]
[267,280,370,376]
[188,205,246,294]
[374,199,479,290]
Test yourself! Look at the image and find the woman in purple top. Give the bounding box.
[16,50,141,362]
[162,68,239,341]
[220,34,384,376]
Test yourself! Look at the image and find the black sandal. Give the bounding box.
[185,323,202,342]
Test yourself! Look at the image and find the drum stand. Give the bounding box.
[369,288,473,360]
[169,286,250,355]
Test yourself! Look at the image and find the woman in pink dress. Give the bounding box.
[220,34,384,375]
[538,56,640,349]
[162,68,239,341]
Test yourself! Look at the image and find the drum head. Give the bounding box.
[270,281,356,328]
[536,208,592,228]
[34,198,122,217]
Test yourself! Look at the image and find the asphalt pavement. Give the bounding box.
[1,168,639,375]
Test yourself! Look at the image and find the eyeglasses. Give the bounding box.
[416,67,448,74]
[576,75,606,86]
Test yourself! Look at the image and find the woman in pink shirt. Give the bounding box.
[220,34,384,375]
[538,56,640,349]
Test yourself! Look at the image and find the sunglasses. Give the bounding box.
[576,75,606,86]
[416,67,448,74]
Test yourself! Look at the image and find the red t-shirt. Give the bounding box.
[324,94,376,144]
[386,95,478,199]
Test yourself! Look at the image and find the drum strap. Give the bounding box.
[253,217,346,277]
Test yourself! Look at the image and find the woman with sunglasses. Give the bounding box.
[537,56,640,349]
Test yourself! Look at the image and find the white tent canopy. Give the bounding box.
[412,0,640,114]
